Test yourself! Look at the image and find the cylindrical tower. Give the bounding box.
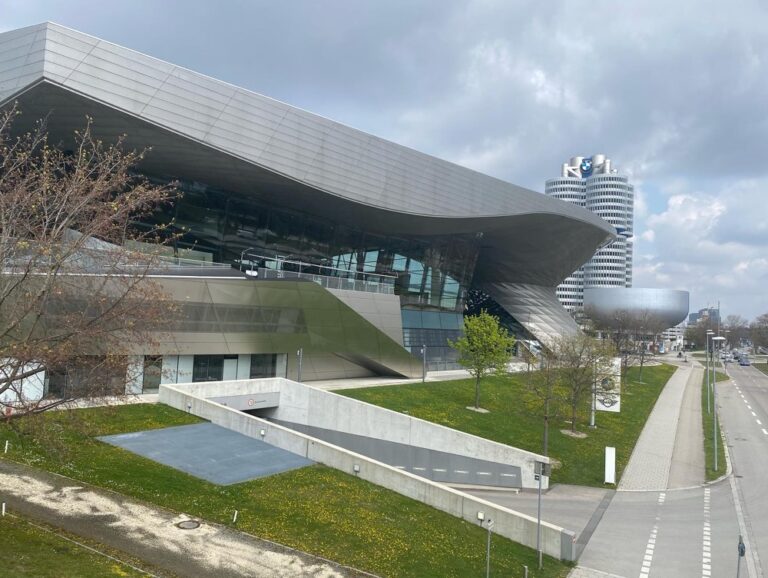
[545,155,634,313]
[584,172,633,288]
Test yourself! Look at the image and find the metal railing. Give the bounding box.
[239,250,396,295]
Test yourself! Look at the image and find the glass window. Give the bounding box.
[250,354,277,378]
[142,356,163,393]
[192,355,235,382]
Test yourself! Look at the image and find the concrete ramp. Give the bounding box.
[99,422,313,485]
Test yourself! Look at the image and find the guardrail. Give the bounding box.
[239,251,396,295]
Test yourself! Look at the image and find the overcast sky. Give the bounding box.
[3,0,767,321]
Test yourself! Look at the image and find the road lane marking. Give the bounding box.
[702,488,712,578]
[747,404,753,410]
[762,429,768,435]
[752,411,757,417]
[758,420,763,425]
[455,470,468,474]
[413,467,426,471]
[432,468,446,472]
[639,523,659,578]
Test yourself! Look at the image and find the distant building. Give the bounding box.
[689,307,721,328]
[545,155,634,312]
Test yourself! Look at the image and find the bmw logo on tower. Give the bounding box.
[579,157,593,177]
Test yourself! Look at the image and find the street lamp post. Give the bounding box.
[535,461,550,570]
[712,335,726,472]
[706,330,714,414]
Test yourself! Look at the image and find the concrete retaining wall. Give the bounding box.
[164,377,549,489]
[160,380,574,561]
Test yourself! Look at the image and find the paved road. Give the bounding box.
[565,361,746,577]
[719,362,768,577]
[577,484,740,577]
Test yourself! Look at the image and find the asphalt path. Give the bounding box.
[576,483,740,577]
[719,362,768,577]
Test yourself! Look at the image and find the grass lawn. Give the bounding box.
[701,368,729,481]
[754,363,768,376]
[340,365,676,487]
[0,513,150,577]
[0,404,570,578]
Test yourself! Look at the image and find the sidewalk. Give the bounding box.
[0,460,370,578]
[618,362,702,491]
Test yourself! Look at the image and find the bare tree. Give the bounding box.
[0,105,178,418]
[555,334,617,434]
[586,306,668,380]
[524,347,563,456]
[724,314,749,348]
[751,313,768,352]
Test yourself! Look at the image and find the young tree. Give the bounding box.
[555,334,617,434]
[449,311,515,410]
[524,347,563,456]
[0,105,178,418]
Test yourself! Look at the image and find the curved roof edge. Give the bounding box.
[0,22,614,237]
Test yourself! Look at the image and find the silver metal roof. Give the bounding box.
[0,22,617,344]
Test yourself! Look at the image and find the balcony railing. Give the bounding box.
[239,251,396,295]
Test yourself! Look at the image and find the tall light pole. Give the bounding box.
[706,330,714,414]
[712,335,726,471]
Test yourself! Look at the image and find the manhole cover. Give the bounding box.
[176,520,201,530]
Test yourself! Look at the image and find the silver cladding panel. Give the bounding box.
[584,288,690,327]
[481,282,581,347]
[0,23,616,224]
[0,23,618,344]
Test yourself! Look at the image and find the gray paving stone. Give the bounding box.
[618,365,693,491]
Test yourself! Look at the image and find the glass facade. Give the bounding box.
[401,309,463,371]
[140,179,480,314]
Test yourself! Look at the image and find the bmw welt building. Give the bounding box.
[0,23,615,391]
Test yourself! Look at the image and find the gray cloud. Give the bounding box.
[2,0,767,318]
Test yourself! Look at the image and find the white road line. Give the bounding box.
[432,468,447,472]
[477,472,492,476]
[413,467,426,471]
[762,429,768,435]
[639,524,659,578]
[752,411,757,417]
[729,470,760,576]
[758,420,763,425]
[703,488,711,578]
[455,470,469,474]
[500,473,516,477]
[747,404,753,410]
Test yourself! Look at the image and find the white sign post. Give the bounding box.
[605,447,616,484]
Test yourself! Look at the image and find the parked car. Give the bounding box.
[740,357,751,366]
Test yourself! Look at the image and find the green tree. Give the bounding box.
[449,311,515,410]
